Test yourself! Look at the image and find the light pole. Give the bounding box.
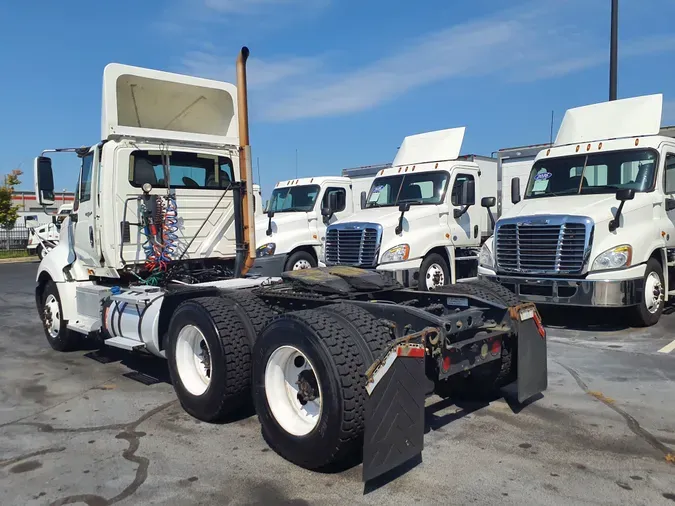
[609,0,618,101]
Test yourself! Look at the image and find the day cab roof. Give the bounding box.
[273,176,352,189]
[374,127,484,177]
[102,63,239,147]
[536,94,675,162]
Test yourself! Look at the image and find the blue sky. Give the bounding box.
[2,0,675,197]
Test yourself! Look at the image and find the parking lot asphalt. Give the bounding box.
[1,262,675,506]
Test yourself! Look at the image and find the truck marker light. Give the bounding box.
[576,145,580,152]
[310,178,314,183]
[533,312,546,339]
[546,149,551,156]
[442,356,451,371]
[491,339,501,356]
[397,345,425,358]
[398,167,403,173]
[435,163,439,169]
[586,144,591,151]
[635,138,640,146]
[312,234,317,239]
[445,233,450,239]
[480,343,488,358]
[379,170,384,175]
[598,142,603,150]
[405,167,409,172]
[412,165,416,171]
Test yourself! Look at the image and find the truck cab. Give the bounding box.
[479,94,675,326]
[34,60,260,339]
[324,127,498,290]
[251,166,383,275]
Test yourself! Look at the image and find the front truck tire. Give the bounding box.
[419,253,450,291]
[166,297,252,422]
[252,310,369,470]
[631,257,665,327]
[40,281,80,352]
[284,250,317,272]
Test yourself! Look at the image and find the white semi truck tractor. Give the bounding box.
[33,47,547,482]
[251,165,385,275]
[479,94,675,326]
[324,127,498,290]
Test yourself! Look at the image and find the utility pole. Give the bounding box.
[295,149,298,178]
[609,0,618,101]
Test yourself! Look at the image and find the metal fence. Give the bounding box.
[0,226,30,257]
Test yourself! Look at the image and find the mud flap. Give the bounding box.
[515,310,548,403]
[362,345,428,482]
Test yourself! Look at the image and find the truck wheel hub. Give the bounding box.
[293,259,312,270]
[175,325,212,396]
[264,346,322,436]
[43,294,60,338]
[426,263,445,290]
[644,272,663,313]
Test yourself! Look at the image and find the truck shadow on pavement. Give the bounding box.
[537,304,670,332]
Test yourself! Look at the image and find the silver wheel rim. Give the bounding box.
[44,294,60,338]
[293,259,312,270]
[175,325,212,396]
[425,263,446,290]
[644,271,663,314]
[264,345,322,436]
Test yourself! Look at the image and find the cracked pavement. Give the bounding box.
[1,262,675,505]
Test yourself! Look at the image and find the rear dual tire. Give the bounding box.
[252,306,392,470]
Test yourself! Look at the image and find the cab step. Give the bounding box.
[104,336,146,351]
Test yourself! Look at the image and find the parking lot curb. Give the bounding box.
[0,256,39,265]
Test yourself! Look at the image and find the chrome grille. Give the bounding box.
[495,218,591,274]
[325,224,381,267]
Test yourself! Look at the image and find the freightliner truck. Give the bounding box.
[33,47,547,482]
[479,94,675,326]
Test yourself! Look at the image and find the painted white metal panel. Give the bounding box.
[555,94,663,146]
[102,63,239,146]
[393,127,466,166]
[500,157,536,218]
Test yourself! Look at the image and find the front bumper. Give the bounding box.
[376,258,423,288]
[478,266,645,307]
[249,253,288,277]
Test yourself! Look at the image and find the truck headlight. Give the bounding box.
[256,243,276,257]
[591,244,632,271]
[381,244,410,263]
[479,242,494,269]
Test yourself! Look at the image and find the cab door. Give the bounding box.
[72,147,100,267]
[449,169,481,246]
[663,149,675,249]
[316,184,350,259]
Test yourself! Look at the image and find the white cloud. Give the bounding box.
[175,1,675,121]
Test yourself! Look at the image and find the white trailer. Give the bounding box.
[479,94,675,326]
[324,127,499,290]
[250,165,386,275]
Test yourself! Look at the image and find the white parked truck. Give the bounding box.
[479,94,675,326]
[250,165,386,275]
[33,47,546,483]
[27,203,73,259]
[324,127,498,290]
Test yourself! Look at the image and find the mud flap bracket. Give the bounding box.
[362,343,429,483]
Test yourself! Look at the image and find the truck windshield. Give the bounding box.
[365,172,449,208]
[268,185,320,212]
[525,149,658,199]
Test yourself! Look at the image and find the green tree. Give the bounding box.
[0,169,23,229]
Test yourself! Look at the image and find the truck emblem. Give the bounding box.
[519,219,551,226]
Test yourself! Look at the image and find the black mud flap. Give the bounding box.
[515,310,548,403]
[362,346,428,482]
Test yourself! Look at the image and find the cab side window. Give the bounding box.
[665,154,675,194]
[322,187,347,212]
[451,174,475,206]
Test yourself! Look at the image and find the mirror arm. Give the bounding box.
[395,210,406,235]
[486,207,495,228]
[608,201,626,232]
[453,205,469,219]
[266,216,273,236]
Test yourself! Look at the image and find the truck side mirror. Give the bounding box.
[481,196,496,208]
[322,191,339,219]
[511,177,521,204]
[398,202,411,213]
[459,179,475,206]
[266,210,274,236]
[609,188,636,232]
[360,191,367,209]
[395,202,411,235]
[34,156,55,206]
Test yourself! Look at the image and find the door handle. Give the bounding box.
[85,211,92,217]
[89,226,94,248]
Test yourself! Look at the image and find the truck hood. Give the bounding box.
[255,212,311,243]
[337,206,438,228]
[501,194,631,222]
